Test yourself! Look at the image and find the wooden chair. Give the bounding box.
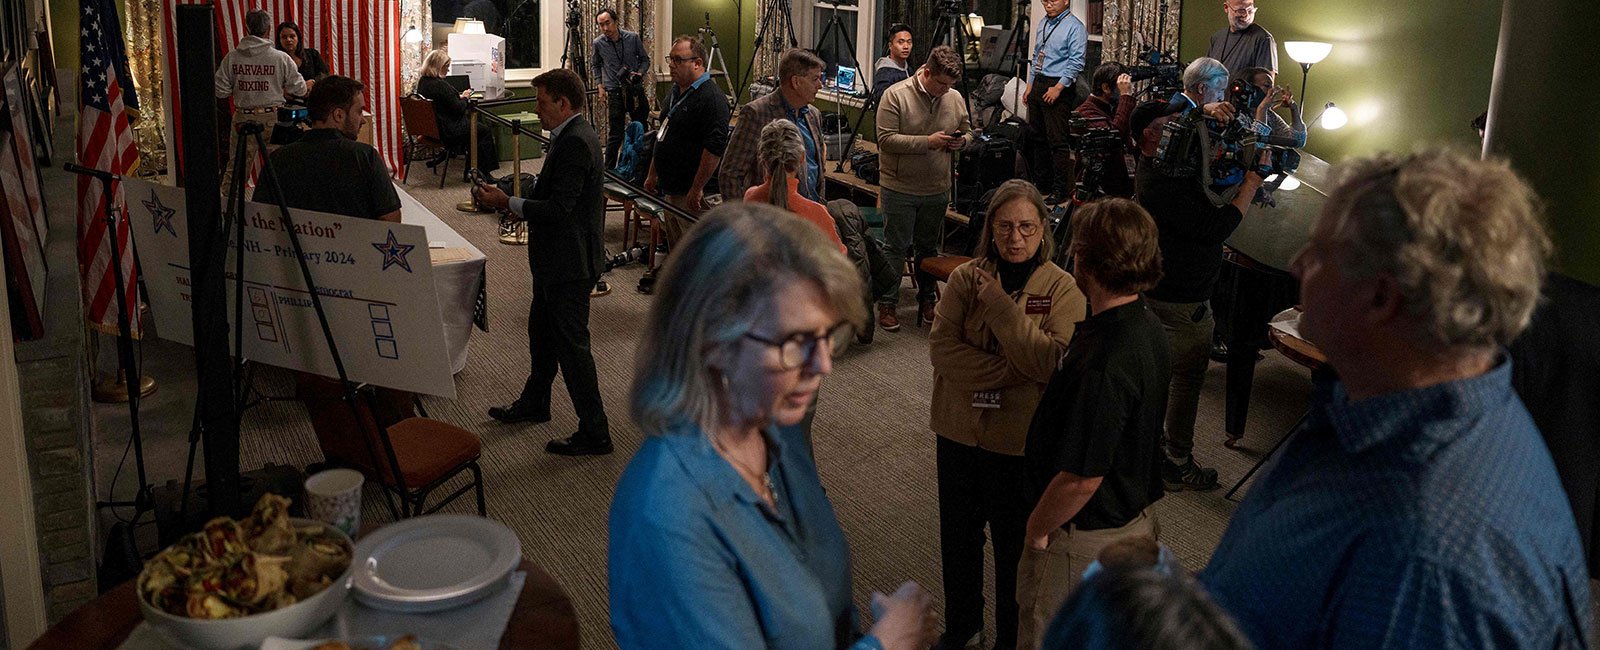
[399,95,453,189]
[917,255,975,326]
[297,374,486,519]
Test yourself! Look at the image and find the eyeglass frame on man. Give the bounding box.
[666,54,701,65]
[743,321,851,370]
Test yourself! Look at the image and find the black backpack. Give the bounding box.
[850,148,880,185]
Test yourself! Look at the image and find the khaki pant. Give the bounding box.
[1015,510,1159,650]
[661,194,702,247]
[221,109,280,197]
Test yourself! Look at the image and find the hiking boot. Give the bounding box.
[877,304,901,332]
[1162,457,1219,492]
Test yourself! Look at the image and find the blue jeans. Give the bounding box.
[875,188,948,306]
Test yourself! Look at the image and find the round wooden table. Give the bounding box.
[28,559,579,649]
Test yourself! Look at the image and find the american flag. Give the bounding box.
[76,0,143,337]
[160,0,404,179]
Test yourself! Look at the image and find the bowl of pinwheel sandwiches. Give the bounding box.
[137,494,355,650]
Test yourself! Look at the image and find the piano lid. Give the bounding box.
[1226,151,1335,274]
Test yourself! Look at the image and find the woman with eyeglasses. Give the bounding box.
[609,203,936,650]
[927,179,1087,650]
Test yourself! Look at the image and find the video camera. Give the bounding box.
[1149,78,1302,201]
[270,101,312,145]
[1124,49,1184,100]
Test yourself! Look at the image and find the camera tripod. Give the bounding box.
[931,0,978,117]
[698,13,737,108]
[560,0,601,125]
[737,0,799,103]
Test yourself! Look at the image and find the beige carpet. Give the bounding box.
[92,158,1314,648]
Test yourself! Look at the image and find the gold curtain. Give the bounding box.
[124,0,167,177]
[1101,0,1181,65]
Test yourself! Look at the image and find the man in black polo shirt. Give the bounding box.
[252,75,400,222]
[1015,198,1170,650]
[643,35,730,243]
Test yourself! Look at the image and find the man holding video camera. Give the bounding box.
[1071,62,1136,197]
[592,8,650,168]
[1134,57,1264,491]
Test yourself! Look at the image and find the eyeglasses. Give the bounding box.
[993,221,1041,237]
[665,55,699,65]
[744,321,851,370]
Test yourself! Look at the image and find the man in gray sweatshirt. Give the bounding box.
[214,9,306,192]
[871,23,912,104]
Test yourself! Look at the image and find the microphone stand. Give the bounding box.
[64,162,155,542]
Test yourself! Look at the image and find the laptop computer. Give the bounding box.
[833,66,859,94]
[444,74,472,92]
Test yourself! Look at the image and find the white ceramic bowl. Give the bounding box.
[138,518,354,650]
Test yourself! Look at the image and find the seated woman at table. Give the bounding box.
[414,49,499,174]
[609,203,935,650]
[745,120,845,254]
[275,21,328,93]
[928,179,1087,650]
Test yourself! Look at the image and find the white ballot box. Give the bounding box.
[447,33,506,98]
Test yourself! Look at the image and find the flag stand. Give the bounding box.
[64,161,156,531]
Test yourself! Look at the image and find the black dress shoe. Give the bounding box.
[545,434,613,456]
[487,401,551,424]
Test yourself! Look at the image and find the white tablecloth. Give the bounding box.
[396,183,487,374]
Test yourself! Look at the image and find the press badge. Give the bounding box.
[1025,296,1053,315]
[972,391,1001,409]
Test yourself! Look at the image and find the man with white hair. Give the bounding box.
[1201,149,1591,647]
[1135,57,1263,492]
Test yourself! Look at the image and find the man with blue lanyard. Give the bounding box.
[720,49,827,202]
[645,35,731,245]
[1025,0,1087,203]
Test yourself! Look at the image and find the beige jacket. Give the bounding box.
[875,73,971,196]
[929,258,1088,455]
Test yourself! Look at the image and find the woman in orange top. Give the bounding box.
[743,120,846,255]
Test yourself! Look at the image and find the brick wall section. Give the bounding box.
[13,116,99,625]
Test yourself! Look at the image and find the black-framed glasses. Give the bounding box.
[744,321,851,370]
[993,221,1041,237]
[665,55,699,65]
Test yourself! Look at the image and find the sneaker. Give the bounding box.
[590,279,611,298]
[1162,457,1219,491]
[919,298,937,326]
[877,304,901,332]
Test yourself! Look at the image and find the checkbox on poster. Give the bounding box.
[369,304,391,321]
[376,338,399,359]
[372,321,394,338]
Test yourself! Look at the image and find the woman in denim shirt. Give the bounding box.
[609,203,934,649]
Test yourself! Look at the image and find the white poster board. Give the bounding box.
[126,179,457,397]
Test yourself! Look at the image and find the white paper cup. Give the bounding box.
[304,468,364,536]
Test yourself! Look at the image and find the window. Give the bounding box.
[435,0,564,76]
[802,0,876,99]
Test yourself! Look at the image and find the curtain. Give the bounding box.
[125,0,167,176]
[1101,0,1180,65]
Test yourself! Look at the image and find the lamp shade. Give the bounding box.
[1321,103,1348,130]
[1278,174,1302,191]
[966,13,986,36]
[1284,41,1332,65]
[453,18,486,34]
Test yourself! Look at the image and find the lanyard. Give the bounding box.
[664,75,708,121]
[1034,13,1069,69]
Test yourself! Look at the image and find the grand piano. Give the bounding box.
[1216,152,1334,446]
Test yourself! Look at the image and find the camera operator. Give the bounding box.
[1206,0,1276,78]
[1134,57,1265,492]
[1240,66,1305,148]
[1024,0,1087,204]
[1071,62,1136,197]
[592,8,650,168]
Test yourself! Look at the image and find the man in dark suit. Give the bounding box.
[472,68,611,456]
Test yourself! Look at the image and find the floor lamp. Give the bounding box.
[1283,41,1332,107]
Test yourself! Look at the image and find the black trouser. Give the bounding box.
[1027,76,1074,197]
[937,436,1031,648]
[604,90,627,169]
[445,122,500,173]
[521,276,609,440]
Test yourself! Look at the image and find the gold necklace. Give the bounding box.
[714,434,776,505]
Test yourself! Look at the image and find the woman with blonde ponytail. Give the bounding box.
[744,120,846,253]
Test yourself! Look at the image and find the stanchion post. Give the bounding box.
[511,119,522,198]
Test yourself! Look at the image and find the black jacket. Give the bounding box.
[519,116,607,287]
[416,76,472,141]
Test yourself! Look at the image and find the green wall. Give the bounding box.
[669,0,759,97]
[1178,0,1501,163]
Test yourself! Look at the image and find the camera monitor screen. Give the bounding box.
[833,66,859,93]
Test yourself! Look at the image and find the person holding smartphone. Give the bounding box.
[873,45,972,331]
